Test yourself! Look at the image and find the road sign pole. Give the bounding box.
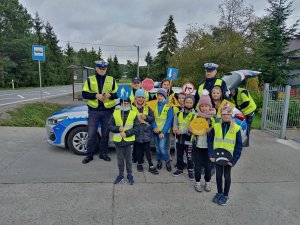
[38,60,42,99]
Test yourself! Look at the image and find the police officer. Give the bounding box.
[194,63,228,106]
[129,77,150,103]
[230,87,257,147]
[82,60,119,164]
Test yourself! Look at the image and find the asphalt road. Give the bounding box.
[0,84,82,107]
[0,127,299,225]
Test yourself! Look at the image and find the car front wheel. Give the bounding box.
[67,126,89,155]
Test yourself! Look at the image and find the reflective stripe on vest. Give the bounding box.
[235,88,257,115]
[213,122,241,155]
[198,79,222,98]
[130,90,150,103]
[154,104,170,133]
[113,109,136,142]
[131,105,149,124]
[178,111,195,134]
[82,75,118,109]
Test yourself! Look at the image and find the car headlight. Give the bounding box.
[47,116,68,125]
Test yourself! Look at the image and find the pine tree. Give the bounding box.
[65,42,75,66]
[256,0,299,85]
[97,47,103,59]
[144,51,153,76]
[113,55,121,79]
[33,12,44,45]
[156,15,178,77]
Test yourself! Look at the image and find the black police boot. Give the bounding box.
[99,154,111,161]
[82,156,93,164]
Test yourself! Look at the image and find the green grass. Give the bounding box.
[0,102,65,127]
[251,112,261,129]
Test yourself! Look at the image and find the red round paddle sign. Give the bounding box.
[142,78,155,91]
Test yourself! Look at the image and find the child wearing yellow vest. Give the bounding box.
[109,98,139,185]
[208,103,243,206]
[192,90,216,192]
[132,89,159,175]
[172,95,196,180]
[152,88,173,172]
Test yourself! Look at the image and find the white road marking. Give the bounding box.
[0,97,21,101]
[0,92,73,106]
[44,92,50,94]
[17,95,25,99]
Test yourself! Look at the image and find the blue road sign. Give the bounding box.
[166,68,179,80]
[32,45,45,61]
[117,85,131,100]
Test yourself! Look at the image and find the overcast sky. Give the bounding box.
[19,0,300,66]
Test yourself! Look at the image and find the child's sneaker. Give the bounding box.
[114,175,124,184]
[137,164,143,172]
[188,170,194,181]
[149,166,159,175]
[172,169,183,177]
[204,182,211,192]
[166,161,172,172]
[127,174,134,185]
[218,195,229,206]
[194,182,202,192]
[156,161,162,170]
[212,193,222,203]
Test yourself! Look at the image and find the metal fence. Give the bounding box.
[287,99,300,128]
[261,83,300,139]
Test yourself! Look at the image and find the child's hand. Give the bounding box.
[206,127,212,133]
[210,158,215,162]
[120,132,126,138]
[119,126,124,132]
[188,126,193,132]
[159,133,164,139]
[153,128,159,133]
[140,114,147,120]
[227,162,233,167]
[173,129,180,135]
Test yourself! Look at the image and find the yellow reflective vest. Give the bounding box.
[154,104,171,133]
[198,79,222,98]
[213,122,241,155]
[177,111,196,134]
[113,109,137,142]
[129,89,150,103]
[233,88,256,115]
[131,105,149,124]
[82,75,118,109]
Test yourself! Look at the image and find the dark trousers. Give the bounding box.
[215,164,232,196]
[135,142,153,166]
[245,112,254,146]
[193,147,211,182]
[86,110,112,158]
[176,143,193,171]
[116,145,133,176]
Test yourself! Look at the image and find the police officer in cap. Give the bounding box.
[130,77,150,103]
[82,60,119,164]
[194,63,228,106]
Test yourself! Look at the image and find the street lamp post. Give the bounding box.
[134,45,139,78]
